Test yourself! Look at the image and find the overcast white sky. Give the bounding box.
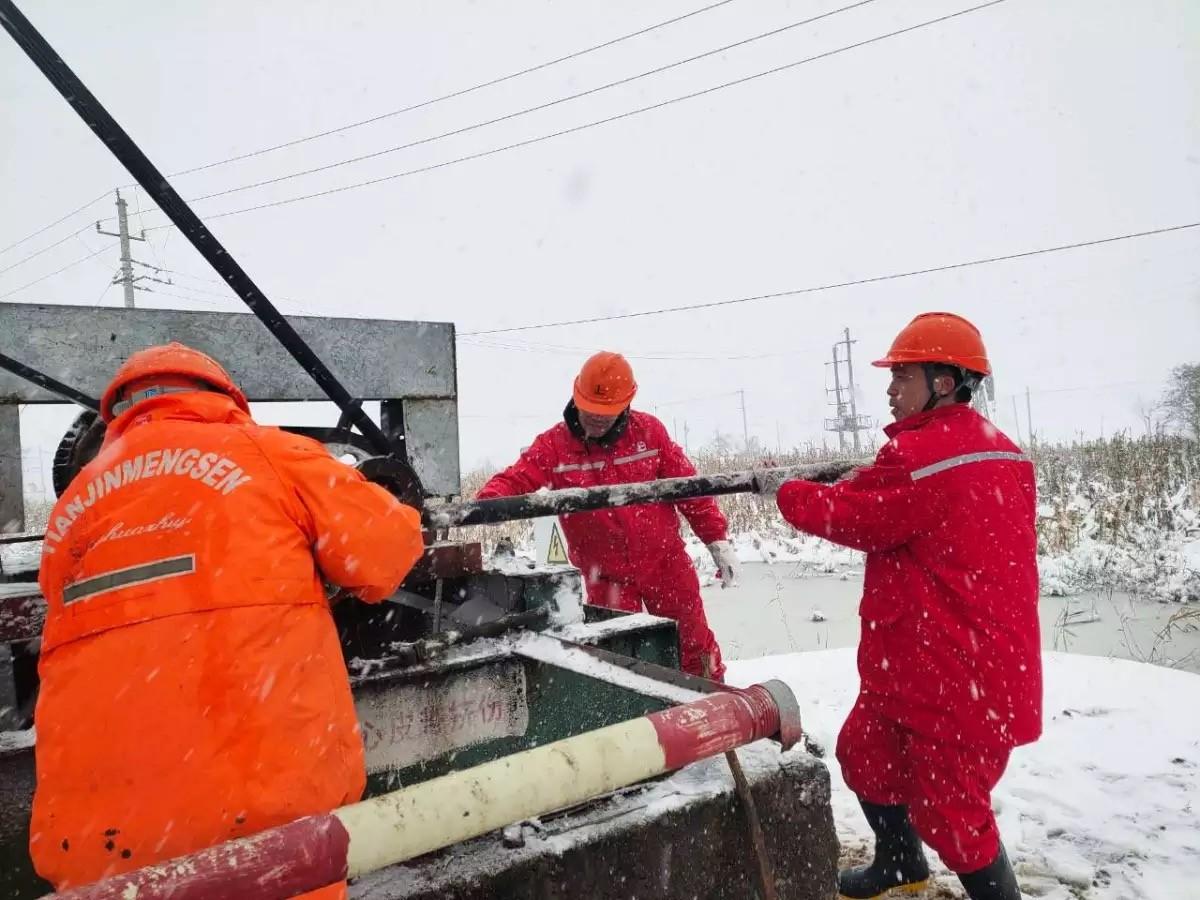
[2,0,1198,496]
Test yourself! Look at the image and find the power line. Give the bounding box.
[28,3,742,238]
[130,261,321,313]
[93,279,115,306]
[166,0,740,178]
[132,0,1008,229]
[132,260,226,286]
[0,245,110,300]
[133,285,227,307]
[462,221,1200,335]
[458,334,816,362]
[654,390,742,407]
[460,336,725,361]
[0,189,111,257]
[131,187,165,270]
[188,0,882,204]
[0,225,92,277]
[461,271,1200,362]
[998,380,1163,399]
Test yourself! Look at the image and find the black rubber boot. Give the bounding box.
[957,844,1022,899]
[838,801,931,899]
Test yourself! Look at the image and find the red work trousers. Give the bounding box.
[584,554,724,681]
[836,697,1011,873]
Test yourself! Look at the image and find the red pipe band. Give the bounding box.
[648,684,780,769]
[49,813,351,900]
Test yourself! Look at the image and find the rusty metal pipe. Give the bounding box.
[47,681,802,899]
[425,459,866,528]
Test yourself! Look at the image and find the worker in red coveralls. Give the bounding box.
[757,313,1037,900]
[477,351,738,680]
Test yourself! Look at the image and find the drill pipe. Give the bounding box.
[47,680,802,899]
[425,458,868,529]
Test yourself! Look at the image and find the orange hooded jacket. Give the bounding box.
[32,390,424,892]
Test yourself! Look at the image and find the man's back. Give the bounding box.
[33,391,423,888]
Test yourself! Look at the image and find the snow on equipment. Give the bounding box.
[0,2,852,897]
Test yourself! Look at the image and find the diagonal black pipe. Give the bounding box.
[0,350,99,411]
[0,0,394,456]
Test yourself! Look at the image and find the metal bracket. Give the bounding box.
[759,679,803,752]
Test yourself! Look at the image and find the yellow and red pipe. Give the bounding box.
[49,681,802,900]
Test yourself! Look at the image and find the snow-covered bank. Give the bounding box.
[684,525,1200,605]
[728,649,1200,900]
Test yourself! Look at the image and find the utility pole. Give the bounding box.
[683,420,690,454]
[824,328,872,452]
[96,188,147,308]
[1025,387,1034,447]
[843,328,861,453]
[829,344,846,452]
[738,389,750,452]
[1011,396,1024,444]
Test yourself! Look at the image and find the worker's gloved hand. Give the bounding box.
[707,540,740,589]
[751,466,791,497]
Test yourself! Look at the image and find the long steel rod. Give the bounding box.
[426,459,867,528]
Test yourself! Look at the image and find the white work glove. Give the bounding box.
[707,540,740,589]
[751,466,792,497]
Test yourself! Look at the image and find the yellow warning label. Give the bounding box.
[546,524,569,565]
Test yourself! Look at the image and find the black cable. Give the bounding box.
[463,221,1200,334]
[188,0,882,204]
[0,0,397,457]
[0,350,100,410]
[166,0,741,178]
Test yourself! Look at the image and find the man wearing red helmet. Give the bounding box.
[32,343,424,897]
[758,314,1038,900]
[478,351,736,680]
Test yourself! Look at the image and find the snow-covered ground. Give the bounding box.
[727,649,1200,900]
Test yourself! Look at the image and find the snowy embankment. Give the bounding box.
[682,527,1200,604]
[728,649,1200,900]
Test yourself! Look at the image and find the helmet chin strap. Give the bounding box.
[920,365,984,412]
[921,365,945,412]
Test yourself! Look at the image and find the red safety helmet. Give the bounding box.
[872,312,991,376]
[100,342,249,422]
[573,351,637,416]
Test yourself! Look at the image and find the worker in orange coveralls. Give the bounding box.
[759,314,1038,900]
[31,342,424,898]
[477,351,738,680]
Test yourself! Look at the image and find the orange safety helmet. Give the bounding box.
[871,312,991,376]
[100,341,250,422]
[573,351,637,416]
